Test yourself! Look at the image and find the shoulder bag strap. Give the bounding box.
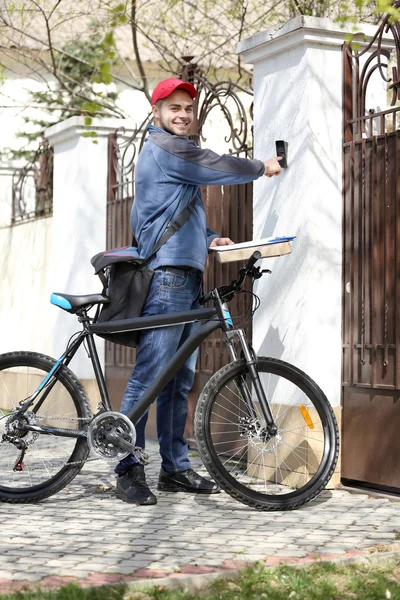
[143,193,197,263]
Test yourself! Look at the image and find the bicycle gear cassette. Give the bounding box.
[87,411,136,462]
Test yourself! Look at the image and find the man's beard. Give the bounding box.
[159,118,188,136]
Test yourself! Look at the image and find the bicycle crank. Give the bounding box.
[87,411,147,463]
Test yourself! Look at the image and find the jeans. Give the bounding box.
[116,266,203,475]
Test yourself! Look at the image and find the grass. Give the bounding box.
[2,560,400,600]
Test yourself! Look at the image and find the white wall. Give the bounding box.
[0,217,53,355]
[0,117,135,382]
[237,16,395,407]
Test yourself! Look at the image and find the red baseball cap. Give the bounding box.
[151,78,197,105]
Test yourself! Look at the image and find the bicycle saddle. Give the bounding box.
[50,292,109,312]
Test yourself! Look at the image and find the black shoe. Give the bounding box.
[116,464,157,505]
[158,468,220,494]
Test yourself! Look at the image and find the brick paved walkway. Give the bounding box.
[1,440,400,594]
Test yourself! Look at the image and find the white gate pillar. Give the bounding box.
[236,17,384,412]
[45,117,134,390]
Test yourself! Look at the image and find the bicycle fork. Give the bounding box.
[224,327,278,438]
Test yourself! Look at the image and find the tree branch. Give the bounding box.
[130,0,151,102]
[0,10,144,92]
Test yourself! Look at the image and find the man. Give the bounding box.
[115,77,282,505]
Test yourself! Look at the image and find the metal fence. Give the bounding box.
[11,138,53,224]
[342,8,400,490]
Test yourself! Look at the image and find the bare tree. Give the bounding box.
[0,0,385,132]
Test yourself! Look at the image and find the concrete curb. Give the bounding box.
[124,569,239,594]
[328,549,400,567]
[124,550,400,595]
[341,485,400,503]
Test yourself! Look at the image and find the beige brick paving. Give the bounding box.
[0,440,400,593]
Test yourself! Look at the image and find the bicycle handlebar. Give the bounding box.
[245,250,261,270]
[241,250,261,279]
[199,291,214,305]
[199,250,264,305]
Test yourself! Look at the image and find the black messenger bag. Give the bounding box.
[91,195,196,348]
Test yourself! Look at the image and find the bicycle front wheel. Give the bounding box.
[195,357,339,511]
[0,352,92,503]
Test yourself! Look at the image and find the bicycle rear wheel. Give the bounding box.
[195,357,339,511]
[0,351,92,503]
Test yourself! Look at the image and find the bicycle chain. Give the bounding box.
[2,412,144,471]
[30,414,92,422]
[2,412,101,471]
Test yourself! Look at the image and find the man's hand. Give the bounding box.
[264,157,282,178]
[210,237,235,247]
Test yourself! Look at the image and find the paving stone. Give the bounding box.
[274,549,308,558]
[0,555,21,563]
[2,549,32,556]
[14,558,48,565]
[2,439,400,592]
[366,532,397,539]
[104,560,153,572]
[315,545,349,554]
[77,562,120,572]
[51,570,93,579]
[9,572,44,582]
[188,558,221,566]
[44,559,81,568]
[24,566,71,576]
[294,540,329,548]
[0,572,14,579]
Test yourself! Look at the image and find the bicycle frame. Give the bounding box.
[17,307,220,439]
[99,314,222,424]
[17,292,276,441]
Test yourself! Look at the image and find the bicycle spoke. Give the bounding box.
[197,357,338,508]
[0,356,90,497]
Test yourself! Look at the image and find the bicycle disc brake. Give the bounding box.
[238,415,279,445]
[87,411,139,462]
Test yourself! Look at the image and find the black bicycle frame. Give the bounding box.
[125,318,221,423]
[18,307,220,439]
[19,298,276,440]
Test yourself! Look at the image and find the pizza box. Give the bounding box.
[210,236,295,264]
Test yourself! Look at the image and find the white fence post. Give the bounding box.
[236,17,393,412]
[0,162,18,227]
[45,116,135,387]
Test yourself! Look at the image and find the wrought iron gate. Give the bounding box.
[105,61,253,442]
[342,10,400,491]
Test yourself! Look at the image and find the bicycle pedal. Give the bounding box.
[132,449,149,465]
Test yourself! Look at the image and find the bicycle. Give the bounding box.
[0,251,339,510]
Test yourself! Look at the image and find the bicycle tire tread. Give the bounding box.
[194,357,339,511]
[0,351,92,503]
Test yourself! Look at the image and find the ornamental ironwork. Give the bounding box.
[11,138,53,224]
[342,3,400,490]
[344,2,400,141]
[180,55,253,157]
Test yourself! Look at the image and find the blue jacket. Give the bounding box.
[131,124,265,272]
